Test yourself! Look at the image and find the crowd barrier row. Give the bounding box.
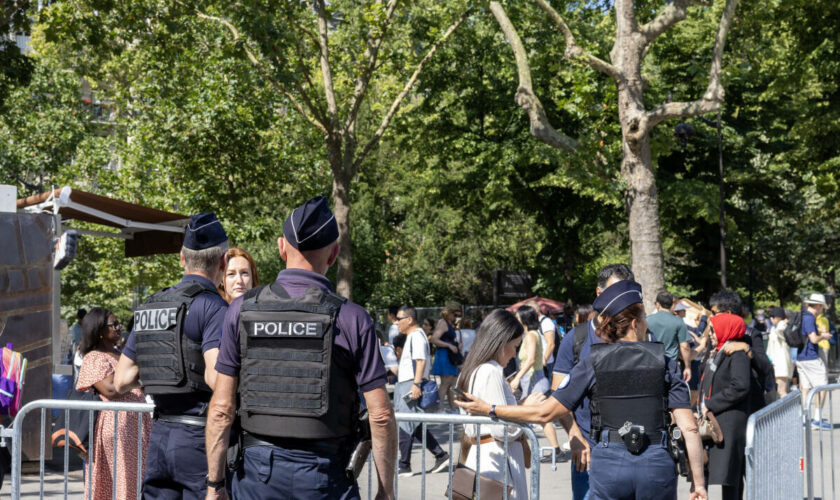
[3,387,839,500]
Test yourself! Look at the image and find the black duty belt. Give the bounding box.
[155,414,207,427]
[241,432,346,455]
[598,429,667,444]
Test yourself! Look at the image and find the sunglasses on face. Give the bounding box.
[106,322,122,329]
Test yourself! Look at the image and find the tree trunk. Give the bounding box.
[332,169,353,299]
[618,85,666,312]
[326,135,354,299]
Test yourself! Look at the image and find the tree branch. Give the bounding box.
[315,0,339,130]
[192,7,328,134]
[345,0,399,133]
[489,2,579,151]
[353,8,473,171]
[639,0,692,43]
[638,0,738,134]
[1,0,29,29]
[533,0,621,79]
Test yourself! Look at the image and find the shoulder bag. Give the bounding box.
[443,373,515,499]
[448,329,465,366]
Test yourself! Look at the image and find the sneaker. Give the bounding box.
[398,466,413,477]
[428,452,450,473]
[540,453,555,464]
[811,419,832,430]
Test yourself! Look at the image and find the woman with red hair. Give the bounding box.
[220,248,260,303]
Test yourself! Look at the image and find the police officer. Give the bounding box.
[115,212,229,499]
[205,196,397,500]
[457,280,708,500]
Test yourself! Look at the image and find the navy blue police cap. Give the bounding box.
[183,212,228,250]
[593,280,643,317]
[283,196,339,251]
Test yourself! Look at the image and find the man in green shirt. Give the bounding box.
[647,291,692,382]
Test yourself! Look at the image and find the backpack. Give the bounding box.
[783,311,804,351]
[0,344,27,417]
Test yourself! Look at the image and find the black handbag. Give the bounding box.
[448,330,465,366]
[51,386,99,459]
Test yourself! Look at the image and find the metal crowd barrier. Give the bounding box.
[744,390,803,500]
[374,412,541,500]
[804,383,840,500]
[0,398,154,500]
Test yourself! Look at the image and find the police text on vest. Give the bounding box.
[134,308,178,332]
[251,321,322,337]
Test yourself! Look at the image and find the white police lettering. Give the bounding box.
[252,321,321,337]
[134,308,178,332]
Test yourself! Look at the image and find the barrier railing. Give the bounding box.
[744,390,802,500]
[804,383,840,500]
[379,412,541,500]
[0,398,154,500]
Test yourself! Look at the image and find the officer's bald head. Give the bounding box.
[278,237,339,275]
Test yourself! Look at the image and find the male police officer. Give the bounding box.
[115,212,229,499]
[205,196,397,500]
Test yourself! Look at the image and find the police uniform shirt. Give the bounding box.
[552,318,602,440]
[123,274,228,415]
[215,268,388,394]
[552,343,691,418]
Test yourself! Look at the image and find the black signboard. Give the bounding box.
[493,269,532,305]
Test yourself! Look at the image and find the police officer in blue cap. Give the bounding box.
[115,212,229,499]
[457,280,709,500]
[205,196,397,500]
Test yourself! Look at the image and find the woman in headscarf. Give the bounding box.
[699,311,752,500]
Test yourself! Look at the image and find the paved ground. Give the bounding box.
[10,378,840,499]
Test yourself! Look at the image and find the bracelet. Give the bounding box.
[489,404,497,418]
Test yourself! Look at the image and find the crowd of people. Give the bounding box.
[63,195,837,500]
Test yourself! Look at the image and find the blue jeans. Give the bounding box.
[571,461,590,500]
[588,431,676,500]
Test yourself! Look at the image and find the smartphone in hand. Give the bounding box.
[451,387,468,402]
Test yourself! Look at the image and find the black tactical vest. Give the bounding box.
[589,342,668,434]
[238,283,357,440]
[133,281,217,395]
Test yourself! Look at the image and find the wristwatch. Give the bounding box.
[489,404,497,418]
[413,382,422,388]
[205,475,225,491]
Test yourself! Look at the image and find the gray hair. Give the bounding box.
[398,305,417,322]
[182,242,228,274]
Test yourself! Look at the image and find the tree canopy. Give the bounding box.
[1,0,837,320]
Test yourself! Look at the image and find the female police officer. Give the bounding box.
[456,280,708,500]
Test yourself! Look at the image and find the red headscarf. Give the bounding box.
[709,313,746,350]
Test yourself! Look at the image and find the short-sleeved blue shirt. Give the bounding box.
[552,343,690,431]
[552,318,602,439]
[215,268,388,394]
[798,311,820,361]
[123,274,228,415]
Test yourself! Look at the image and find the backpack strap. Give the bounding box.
[572,323,589,366]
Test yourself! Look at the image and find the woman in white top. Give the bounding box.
[454,309,540,499]
[767,306,793,397]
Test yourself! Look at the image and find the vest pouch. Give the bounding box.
[134,300,188,390]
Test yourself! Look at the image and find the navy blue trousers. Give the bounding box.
[588,432,676,500]
[232,445,360,500]
[143,420,208,500]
